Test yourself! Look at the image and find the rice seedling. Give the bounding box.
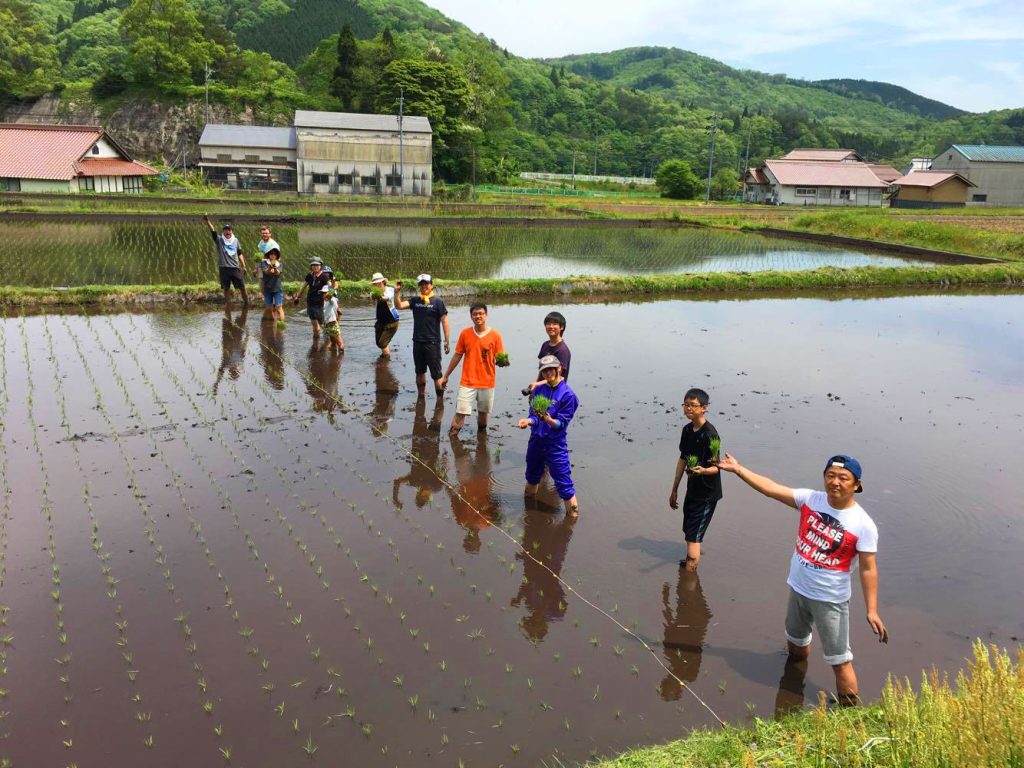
[531,395,553,415]
[708,437,721,462]
[495,352,510,367]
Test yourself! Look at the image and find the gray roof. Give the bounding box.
[294,110,432,134]
[199,124,296,149]
[946,144,1024,163]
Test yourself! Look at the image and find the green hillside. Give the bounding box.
[3,0,1023,187]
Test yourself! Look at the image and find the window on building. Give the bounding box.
[91,145,100,155]
[124,176,144,193]
[272,156,288,164]
[361,176,378,187]
[338,174,353,186]
[312,173,329,185]
[385,174,402,187]
[217,154,232,162]
[0,178,21,192]
[839,188,852,200]
[244,154,259,163]
[972,194,988,202]
[80,176,95,191]
[795,187,816,196]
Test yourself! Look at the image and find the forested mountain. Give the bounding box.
[3,0,1023,184]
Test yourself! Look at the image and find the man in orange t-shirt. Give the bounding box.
[440,303,506,436]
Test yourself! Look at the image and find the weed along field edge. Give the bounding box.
[1,295,1022,766]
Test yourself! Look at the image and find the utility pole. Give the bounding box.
[571,148,576,190]
[204,65,213,126]
[398,87,405,199]
[592,138,598,176]
[705,113,718,204]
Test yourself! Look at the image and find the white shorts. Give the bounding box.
[456,386,495,415]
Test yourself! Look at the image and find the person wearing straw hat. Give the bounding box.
[517,355,580,517]
[716,452,888,707]
[370,272,400,357]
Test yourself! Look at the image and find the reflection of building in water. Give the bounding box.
[258,322,286,391]
[214,308,248,395]
[392,399,446,509]
[306,343,342,417]
[511,511,575,642]
[370,358,400,434]
[297,227,430,247]
[447,434,501,553]
[659,567,712,701]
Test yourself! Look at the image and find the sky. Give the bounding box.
[421,0,1024,113]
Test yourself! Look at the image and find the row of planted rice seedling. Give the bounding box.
[0,219,840,289]
[0,307,725,766]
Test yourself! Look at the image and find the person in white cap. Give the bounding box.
[370,272,400,357]
[394,274,449,398]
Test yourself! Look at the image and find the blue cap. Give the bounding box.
[825,455,863,492]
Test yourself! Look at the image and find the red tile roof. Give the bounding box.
[78,158,158,176]
[781,148,862,162]
[892,170,975,188]
[0,124,101,180]
[764,159,889,188]
[868,163,902,183]
[745,167,769,185]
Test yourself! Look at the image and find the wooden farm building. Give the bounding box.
[0,124,156,193]
[929,144,1024,206]
[889,171,975,209]
[293,110,432,197]
[198,125,297,191]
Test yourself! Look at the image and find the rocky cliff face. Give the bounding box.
[1,94,266,165]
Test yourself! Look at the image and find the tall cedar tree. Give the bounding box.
[331,23,358,109]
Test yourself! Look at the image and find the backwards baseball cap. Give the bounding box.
[417,273,432,284]
[370,272,386,284]
[222,223,233,230]
[825,454,863,492]
[309,257,323,266]
[538,354,561,372]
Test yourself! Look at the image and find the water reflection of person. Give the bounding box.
[258,319,286,391]
[213,306,248,395]
[392,398,446,509]
[370,357,400,434]
[510,509,575,643]
[659,566,712,701]
[773,656,808,718]
[306,340,342,418]
[447,433,501,553]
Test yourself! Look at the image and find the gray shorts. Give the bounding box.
[784,588,852,666]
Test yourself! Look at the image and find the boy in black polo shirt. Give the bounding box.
[668,388,722,572]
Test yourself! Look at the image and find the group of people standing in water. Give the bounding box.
[209,219,887,708]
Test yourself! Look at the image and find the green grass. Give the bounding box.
[3,263,1023,308]
[597,640,1024,767]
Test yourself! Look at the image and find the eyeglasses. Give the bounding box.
[682,403,704,410]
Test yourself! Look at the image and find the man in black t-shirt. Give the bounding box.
[668,387,723,572]
[395,274,450,398]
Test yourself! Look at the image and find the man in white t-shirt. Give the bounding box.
[717,452,888,706]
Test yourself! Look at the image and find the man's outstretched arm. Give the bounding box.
[716,453,798,509]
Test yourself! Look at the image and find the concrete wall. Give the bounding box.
[199,143,297,164]
[930,151,1024,206]
[20,179,74,193]
[774,184,883,206]
[295,127,432,197]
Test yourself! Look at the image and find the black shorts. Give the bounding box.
[219,267,245,291]
[413,342,442,380]
[682,496,719,543]
[306,303,325,323]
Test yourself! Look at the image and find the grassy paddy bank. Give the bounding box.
[3,262,1024,308]
[598,641,1023,768]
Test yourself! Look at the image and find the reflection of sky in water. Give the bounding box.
[487,250,919,278]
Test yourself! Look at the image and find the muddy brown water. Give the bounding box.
[1,293,1022,766]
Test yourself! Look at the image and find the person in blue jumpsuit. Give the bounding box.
[517,355,580,517]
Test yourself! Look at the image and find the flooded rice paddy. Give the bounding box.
[1,293,1022,766]
[0,220,938,287]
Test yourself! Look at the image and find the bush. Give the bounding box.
[656,159,701,200]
